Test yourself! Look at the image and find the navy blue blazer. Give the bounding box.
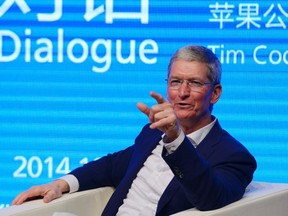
[70,120,256,216]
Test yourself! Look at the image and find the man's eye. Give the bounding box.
[170,80,181,85]
[188,81,202,87]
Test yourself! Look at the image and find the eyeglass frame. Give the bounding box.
[165,78,218,90]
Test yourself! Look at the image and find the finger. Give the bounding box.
[12,191,37,205]
[43,189,61,203]
[150,91,166,104]
[11,194,24,205]
[150,111,172,129]
[12,185,47,205]
[136,102,150,117]
[137,102,155,123]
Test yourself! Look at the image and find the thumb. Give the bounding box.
[136,102,150,117]
[43,189,62,203]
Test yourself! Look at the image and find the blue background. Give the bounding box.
[0,0,288,207]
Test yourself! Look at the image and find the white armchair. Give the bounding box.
[1,182,288,216]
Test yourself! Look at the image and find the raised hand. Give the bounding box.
[137,91,181,142]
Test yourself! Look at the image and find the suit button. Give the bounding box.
[174,166,184,179]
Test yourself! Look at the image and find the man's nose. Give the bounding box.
[178,82,190,97]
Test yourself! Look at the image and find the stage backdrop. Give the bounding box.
[1,0,288,207]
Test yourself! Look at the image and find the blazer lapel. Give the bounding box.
[128,125,163,174]
[196,119,223,159]
[156,177,180,214]
[156,120,223,215]
[102,125,163,215]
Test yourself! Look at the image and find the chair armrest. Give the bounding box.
[172,182,288,216]
[2,182,288,216]
[0,187,114,216]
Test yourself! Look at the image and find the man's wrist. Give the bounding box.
[58,174,79,193]
[163,129,182,143]
[53,179,70,193]
[162,130,185,154]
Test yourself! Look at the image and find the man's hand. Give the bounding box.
[12,179,69,205]
[137,91,181,142]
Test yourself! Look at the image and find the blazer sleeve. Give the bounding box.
[162,127,257,211]
[69,145,134,191]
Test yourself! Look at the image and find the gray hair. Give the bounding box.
[168,45,222,84]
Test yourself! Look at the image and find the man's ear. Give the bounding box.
[210,84,222,105]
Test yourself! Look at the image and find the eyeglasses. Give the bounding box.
[166,78,217,90]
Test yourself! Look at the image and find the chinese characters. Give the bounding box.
[209,2,288,29]
[0,0,149,23]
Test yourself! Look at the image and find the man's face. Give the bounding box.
[167,60,221,125]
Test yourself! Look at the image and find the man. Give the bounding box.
[12,45,257,215]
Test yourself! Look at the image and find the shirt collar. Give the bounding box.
[186,117,217,148]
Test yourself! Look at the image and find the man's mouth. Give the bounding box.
[175,102,191,108]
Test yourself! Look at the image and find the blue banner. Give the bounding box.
[1,0,288,207]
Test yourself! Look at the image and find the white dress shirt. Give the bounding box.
[61,118,217,215]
